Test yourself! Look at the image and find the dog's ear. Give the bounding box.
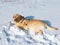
[16,14,25,20]
[13,14,23,19]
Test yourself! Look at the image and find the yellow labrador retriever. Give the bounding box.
[13,14,58,34]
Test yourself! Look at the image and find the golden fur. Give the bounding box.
[13,14,58,34]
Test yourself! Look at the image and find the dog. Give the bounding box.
[13,14,58,34]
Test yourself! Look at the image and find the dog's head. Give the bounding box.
[13,14,25,23]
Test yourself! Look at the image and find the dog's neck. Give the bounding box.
[22,19,29,24]
[19,19,29,30]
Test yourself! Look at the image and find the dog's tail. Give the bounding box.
[45,24,58,30]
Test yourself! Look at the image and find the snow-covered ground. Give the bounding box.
[0,22,60,45]
[0,0,60,45]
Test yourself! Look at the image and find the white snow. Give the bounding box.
[0,0,60,45]
[0,22,60,45]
